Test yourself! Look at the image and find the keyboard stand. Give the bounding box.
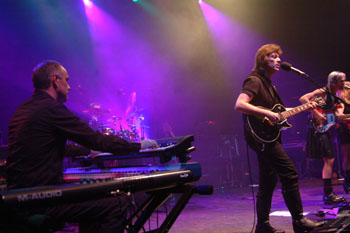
[126,185,213,233]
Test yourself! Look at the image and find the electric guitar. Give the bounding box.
[312,108,350,133]
[245,97,325,143]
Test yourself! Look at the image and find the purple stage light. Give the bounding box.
[83,0,93,8]
[81,1,169,140]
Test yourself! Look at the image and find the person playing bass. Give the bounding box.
[300,71,350,204]
[338,81,350,193]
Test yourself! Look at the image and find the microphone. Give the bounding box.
[281,62,309,78]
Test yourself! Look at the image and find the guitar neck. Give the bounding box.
[281,102,313,119]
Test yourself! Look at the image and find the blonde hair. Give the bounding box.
[340,81,350,104]
[327,71,345,90]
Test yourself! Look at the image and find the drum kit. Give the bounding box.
[83,103,147,141]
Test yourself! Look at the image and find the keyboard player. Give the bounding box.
[6,60,158,233]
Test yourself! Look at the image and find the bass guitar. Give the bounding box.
[312,108,350,133]
[245,97,325,143]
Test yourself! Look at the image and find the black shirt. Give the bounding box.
[242,71,282,109]
[241,71,284,144]
[6,90,140,189]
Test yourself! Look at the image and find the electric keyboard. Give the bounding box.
[73,135,195,164]
[0,169,199,207]
[63,162,201,183]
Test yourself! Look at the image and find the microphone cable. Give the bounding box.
[245,141,257,233]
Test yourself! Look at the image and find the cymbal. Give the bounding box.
[106,116,122,123]
[128,124,150,128]
[97,124,111,128]
[83,104,110,116]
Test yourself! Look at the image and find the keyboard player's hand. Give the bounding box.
[141,139,159,150]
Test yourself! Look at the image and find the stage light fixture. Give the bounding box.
[83,0,93,7]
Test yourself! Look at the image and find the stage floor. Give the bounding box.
[54,178,346,233]
[167,178,345,233]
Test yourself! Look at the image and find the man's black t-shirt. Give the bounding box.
[241,71,284,145]
[242,71,282,109]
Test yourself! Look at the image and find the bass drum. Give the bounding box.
[116,129,132,141]
[117,129,139,141]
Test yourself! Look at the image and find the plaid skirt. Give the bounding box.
[306,126,334,159]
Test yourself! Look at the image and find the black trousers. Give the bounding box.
[248,139,301,222]
[21,195,130,233]
[255,141,299,189]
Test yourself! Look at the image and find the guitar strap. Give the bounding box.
[324,87,340,110]
[255,74,285,107]
[271,85,285,106]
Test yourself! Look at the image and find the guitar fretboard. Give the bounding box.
[281,102,312,119]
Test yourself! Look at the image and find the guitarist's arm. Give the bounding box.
[335,103,350,122]
[235,93,280,123]
[299,88,327,122]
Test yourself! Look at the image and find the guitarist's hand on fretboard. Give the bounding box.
[313,111,327,124]
[309,101,320,109]
[264,110,281,124]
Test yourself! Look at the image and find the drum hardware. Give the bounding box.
[98,124,111,128]
[95,123,114,136]
[138,114,148,140]
[82,102,149,141]
[101,128,116,135]
[88,115,99,130]
[107,116,122,125]
[116,129,137,141]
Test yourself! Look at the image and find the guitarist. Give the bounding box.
[235,44,321,233]
[299,71,347,205]
[337,81,350,192]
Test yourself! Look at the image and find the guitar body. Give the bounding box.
[312,108,350,133]
[244,97,325,143]
[245,104,292,143]
[312,109,336,133]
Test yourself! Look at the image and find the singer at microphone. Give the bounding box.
[234,43,323,232]
[281,62,310,78]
